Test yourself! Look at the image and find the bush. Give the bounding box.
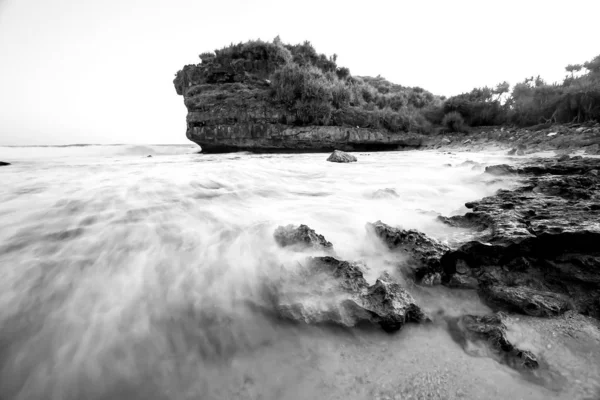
[442,112,468,132]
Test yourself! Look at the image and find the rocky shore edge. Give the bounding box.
[265,154,600,388]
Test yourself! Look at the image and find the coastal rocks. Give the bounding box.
[326,150,357,163]
[441,157,600,318]
[480,285,572,317]
[273,257,425,332]
[273,224,333,251]
[366,220,449,283]
[484,164,518,175]
[0,161,10,166]
[446,313,539,371]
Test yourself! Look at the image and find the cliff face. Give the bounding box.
[173,61,423,153]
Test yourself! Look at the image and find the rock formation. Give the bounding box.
[173,61,423,153]
[440,156,600,319]
[0,161,10,166]
[273,224,333,251]
[271,257,426,332]
[446,313,539,371]
[366,220,449,284]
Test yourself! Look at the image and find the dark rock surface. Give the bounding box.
[441,156,600,319]
[0,161,10,166]
[446,313,539,371]
[274,224,333,251]
[366,220,449,283]
[271,256,425,332]
[326,150,357,163]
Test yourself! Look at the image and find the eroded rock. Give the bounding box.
[273,224,333,251]
[442,157,600,318]
[327,150,357,163]
[481,285,572,317]
[447,313,539,371]
[272,257,425,332]
[366,220,449,282]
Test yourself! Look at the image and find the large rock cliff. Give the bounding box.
[173,61,423,153]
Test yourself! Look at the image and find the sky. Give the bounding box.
[0,0,598,145]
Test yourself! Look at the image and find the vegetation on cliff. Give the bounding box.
[443,55,600,129]
[175,38,600,134]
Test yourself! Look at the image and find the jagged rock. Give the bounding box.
[326,150,357,163]
[481,285,572,317]
[446,313,539,371]
[366,220,449,282]
[273,224,332,251]
[442,157,600,319]
[0,161,10,166]
[273,257,425,332]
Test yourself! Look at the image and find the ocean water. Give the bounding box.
[0,145,597,399]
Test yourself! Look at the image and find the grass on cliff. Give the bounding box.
[198,38,439,134]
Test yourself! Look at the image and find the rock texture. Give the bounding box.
[272,257,426,332]
[326,150,357,163]
[440,156,600,319]
[273,224,333,251]
[367,220,449,283]
[427,122,600,155]
[446,313,539,371]
[174,62,423,153]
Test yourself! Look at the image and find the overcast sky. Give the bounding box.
[0,0,598,145]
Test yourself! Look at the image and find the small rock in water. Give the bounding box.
[274,224,333,251]
[0,161,10,166]
[326,150,357,163]
[147,155,153,158]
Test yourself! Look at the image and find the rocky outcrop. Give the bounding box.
[366,220,449,284]
[272,257,426,332]
[174,62,423,153]
[440,156,600,318]
[273,224,333,251]
[0,161,10,166]
[326,150,357,163]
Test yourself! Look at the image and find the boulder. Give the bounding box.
[366,220,449,282]
[272,257,425,332]
[326,150,357,163]
[273,224,333,251]
[0,161,10,166]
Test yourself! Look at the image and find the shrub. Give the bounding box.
[442,112,468,133]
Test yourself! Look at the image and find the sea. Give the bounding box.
[0,144,597,399]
